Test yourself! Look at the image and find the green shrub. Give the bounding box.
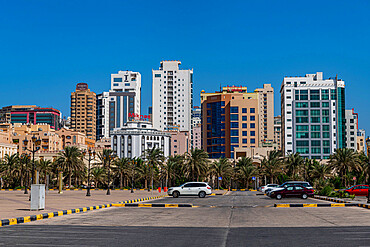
[319,185,333,196]
[328,191,339,197]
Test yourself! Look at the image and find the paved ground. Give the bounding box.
[2,191,370,246]
[0,190,162,219]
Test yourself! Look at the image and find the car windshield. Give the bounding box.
[347,185,357,190]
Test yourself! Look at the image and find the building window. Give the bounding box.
[231,122,239,128]
[242,123,247,128]
[242,108,247,113]
[230,107,238,113]
[250,116,255,121]
[242,116,247,121]
[114,78,122,82]
[250,131,255,136]
[250,139,255,144]
[155,74,161,77]
[250,123,255,128]
[231,137,239,143]
[250,108,255,113]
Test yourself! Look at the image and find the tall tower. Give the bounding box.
[71,83,96,140]
[281,72,345,159]
[96,71,141,140]
[152,61,193,132]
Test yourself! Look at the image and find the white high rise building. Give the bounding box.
[281,72,346,159]
[152,61,193,132]
[96,71,141,140]
[344,109,358,150]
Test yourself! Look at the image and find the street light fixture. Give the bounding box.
[23,135,42,186]
[106,152,115,195]
[22,154,31,194]
[83,149,95,197]
[131,159,136,193]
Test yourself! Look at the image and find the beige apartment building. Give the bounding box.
[201,85,274,159]
[193,124,202,150]
[168,130,191,156]
[10,123,62,155]
[0,130,17,159]
[71,83,96,140]
[274,115,282,150]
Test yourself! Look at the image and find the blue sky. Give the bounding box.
[1,1,370,132]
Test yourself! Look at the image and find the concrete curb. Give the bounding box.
[0,195,167,227]
[0,188,159,192]
[275,203,357,208]
[313,195,349,203]
[112,203,193,208]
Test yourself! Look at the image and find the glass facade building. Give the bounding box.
[281,72,346,159]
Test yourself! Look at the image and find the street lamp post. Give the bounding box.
[106,153,115,195]
[83,149,95,197]
[23,135,42,186]
[131,159,136,193]
[23,154,31,195]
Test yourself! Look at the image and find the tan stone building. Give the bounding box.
[201,85,274,158]
[274,116,282,150]
[95,137,111,149]
[10,123,62,155]
[193,124,202,150]
[168,130,191,156]
[71,83,96,140]
[0,130,17,159]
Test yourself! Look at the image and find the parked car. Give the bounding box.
[261,184,279,193]
[167,182,212,198]
[266,181,313,196]
[270,185,314,200]
[342,185,370,196]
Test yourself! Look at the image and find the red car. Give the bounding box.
[343,185,369,196]
[270,185,314,200]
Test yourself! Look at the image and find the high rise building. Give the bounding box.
[152,61,193,132]
[0,105,61,130]
[344,109,358,150]
[96,71,141,140]
[357,129,366,153]
[192,106,201,127]
[71,83,97,140]
[281,72,346,159]
[201,85,273,158]
[255,84,274,142]
[274,116,282,150]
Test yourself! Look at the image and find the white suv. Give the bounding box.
[167,182,212,198]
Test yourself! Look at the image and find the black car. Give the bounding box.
[265,181,313,196]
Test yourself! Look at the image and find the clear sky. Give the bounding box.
[1,0,370,133]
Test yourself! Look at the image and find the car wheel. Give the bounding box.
[276,194,282,200]
[173,191,179,198]
[302,193,308,199]
[199,191,206,198]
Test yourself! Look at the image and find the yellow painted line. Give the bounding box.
[36,214,43,220]
[67,210,72,214]
[211,193,216,196]
[303,204,317,207]
[58,211,63,216]
[8,189,13,191]
[9,218,17,225]
[165,204,178,208]
[232,189,237,191]
[240,189,246,191]
[75,209,80,213]
[275,204,290,208]
[112,203,126,207]
[138,204,152,207]
[24,216,31,223]
[89,206,94,210]
[83,208,87,212]
[48,213,54,218]
[16,189,21,191]
[331,204,345,207]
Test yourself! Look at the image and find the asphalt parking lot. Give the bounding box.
[2,191,370,246]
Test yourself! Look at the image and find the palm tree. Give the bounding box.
[285,153,304,179]
[37,159,52,185]
[114,157,130,188]
[144,147,165,190]
[137,158,152,190]
[329,148,361,187]
[3,154,20,187]
[57,146,83,188]
[183,149,209,181]
[261,150,282,184]
[163,155,183,188]
[238,164,256,189]
[210,158,233,189]
[91,167,105,188]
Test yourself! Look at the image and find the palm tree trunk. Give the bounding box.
[69,172,72,188]
[120,172,123,188]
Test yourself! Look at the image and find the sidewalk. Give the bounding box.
[0,190,163,220]
[314,195,370,206]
